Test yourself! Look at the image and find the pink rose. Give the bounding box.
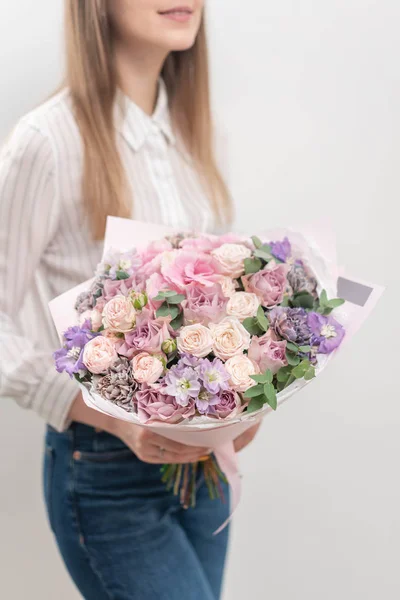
[162,250,221,289]
[102,295,136,333]
[79,308,103,331]
[210,389,243,419]
[139,239,173,266]
[82,336,118,374]
[226,292,260,321]
[177,323,214,358]
[248,331,288,374]
[209,317,251,361]
[131,352,165,384]
[211,243,252,278]
[182,283,228,326]
[136,384,196,424]
[224,354,260,392]
[242,261,289,307]
[118,309,173,359]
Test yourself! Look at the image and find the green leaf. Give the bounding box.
[247,396,265,414]
[276,366,292,383]
[304,365,316,380]
[156,303,179,320]
[319,289,328,306]
[326,298,345,309]
[154,289,177,300]
[254,249,273,261]
[286,342,299,353]
[250,373,269,384]
[319,306,334,315]
[256,306,270,332]
[292,359,311,379]
[116,270,130,280]
[286,352,300,366]
[242,317,263,336]
[251,235,263,249]
[264,369,273,384]
[169,311,184,331]
[281,294,290,307]
[292,292,314,309]
[264,382,277,410]
[298,345,312,353]
[166,294,186,304]
[244,384,265,398]
[244,257,262,275]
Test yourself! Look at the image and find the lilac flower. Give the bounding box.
[180,353,201,369]
[270,237,291,262]
[198,357,230,394]
[307,312,345,354]
[163,366,201,406]
[54,320,98,377]
[96,248,142,280]
[269,307,312,345]
[195,390,220,415]
[287,262,317,296]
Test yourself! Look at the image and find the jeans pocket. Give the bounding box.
[43,445,55,532]
[74,448,135,463]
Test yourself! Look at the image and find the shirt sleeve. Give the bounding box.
[0,120,78,431]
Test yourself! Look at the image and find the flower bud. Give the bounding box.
[162,338,177,354]
[130,291,148,310]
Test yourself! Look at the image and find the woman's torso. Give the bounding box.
[11,82,217,354]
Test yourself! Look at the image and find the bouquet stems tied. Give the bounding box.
[160,456,228,509]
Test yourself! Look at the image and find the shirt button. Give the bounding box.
[73,451,82,461]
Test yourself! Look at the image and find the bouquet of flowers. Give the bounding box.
[50,218,383,530]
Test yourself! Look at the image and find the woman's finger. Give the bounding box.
[144,431,209,455]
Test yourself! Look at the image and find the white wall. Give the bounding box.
[1,1,399,599]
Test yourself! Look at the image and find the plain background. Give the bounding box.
[1,1,399,599]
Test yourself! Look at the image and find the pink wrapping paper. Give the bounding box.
[49,217,385,532]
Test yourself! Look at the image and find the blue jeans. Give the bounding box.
[43,423,230,600]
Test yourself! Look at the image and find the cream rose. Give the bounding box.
[82,336,118,374]
[209,317,251,361]
[102,295,136,333]
[177,323,214,358]
[131,352,164,384]
[225,354,260,392]
[226,292,260,321]
[211,243,252,278]
[219,276,237,298]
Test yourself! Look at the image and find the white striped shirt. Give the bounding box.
[0,80,221,432]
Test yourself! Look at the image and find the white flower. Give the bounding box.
[177,323,214,358]
[219,276,237,298]
[226,292,260,321]
[211,243,252,278]
[225,355,260,392]
[131,352,164,384]
[209,317,251,361]
[83,336,118,374]
[102,295,136,333]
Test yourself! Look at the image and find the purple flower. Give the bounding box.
[54,320,98,377]
[269,307,312,345]
[195,390,220,415]
[270,237,291,262]
[287,262,317,296]
[209,390,243,419]
[307,312,345,354]
[198,357,230,394]
[163,365,201,406]
[136,384,196,424]
[180,353,201,368]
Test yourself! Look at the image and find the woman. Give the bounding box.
[0,1,259,598]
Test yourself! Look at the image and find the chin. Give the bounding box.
[162,32,198,52]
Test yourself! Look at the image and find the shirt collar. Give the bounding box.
[115,78,176,152]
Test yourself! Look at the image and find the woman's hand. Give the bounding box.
[68,392,210,464]
[234,422,261,453]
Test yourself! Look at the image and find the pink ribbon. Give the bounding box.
[213,441,241,535]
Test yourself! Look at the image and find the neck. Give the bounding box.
[114,41,168,115]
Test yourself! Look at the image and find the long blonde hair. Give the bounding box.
[65,0,232,240]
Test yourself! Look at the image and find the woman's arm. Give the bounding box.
[0,120,78,430]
